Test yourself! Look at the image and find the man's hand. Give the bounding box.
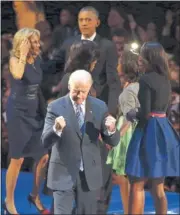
[105,115,116,132]
[55,116,66,131]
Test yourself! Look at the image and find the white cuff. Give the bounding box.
[104,129,116,136]
[53,125,62,137]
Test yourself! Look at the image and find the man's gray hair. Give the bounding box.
[79,6,99,18]
[68,70,93,87]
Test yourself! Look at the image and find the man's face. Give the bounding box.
[78,11,98,38]
[147,22,157,41]
[60,9,72,26]
[137,26,148,43]
[112,36,125,57]
[69,82,91,104]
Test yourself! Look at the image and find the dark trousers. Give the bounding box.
[97,143,113,213]
[97,164,112,214]
[53,171,98,215]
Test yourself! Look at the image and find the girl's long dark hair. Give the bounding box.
[64,40,100,74]
[140,42,170,78]
[122,50,139,83]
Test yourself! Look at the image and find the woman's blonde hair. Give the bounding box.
[10,28,40,59]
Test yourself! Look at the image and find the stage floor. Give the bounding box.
[1,169,180,214]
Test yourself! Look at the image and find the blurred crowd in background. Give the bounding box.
[1,1,180,192]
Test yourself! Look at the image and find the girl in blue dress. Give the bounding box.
[125,42,180,214]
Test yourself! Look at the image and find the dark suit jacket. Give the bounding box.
[42,34,121,116]
[41,95,120,191]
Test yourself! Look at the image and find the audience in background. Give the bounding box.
[13,1,45,29]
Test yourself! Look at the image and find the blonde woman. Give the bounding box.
[3,28,50,215]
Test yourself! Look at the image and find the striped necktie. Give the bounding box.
[76,104,84,133]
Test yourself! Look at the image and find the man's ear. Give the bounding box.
[96,19,101,27]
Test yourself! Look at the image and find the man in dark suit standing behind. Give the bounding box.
[45,6,121,116]
[41,70,119,214]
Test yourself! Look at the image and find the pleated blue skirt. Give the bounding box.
[125,116,180,178]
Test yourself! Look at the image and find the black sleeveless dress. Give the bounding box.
[6,56,47,160]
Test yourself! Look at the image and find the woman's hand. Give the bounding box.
[126,109,137,122]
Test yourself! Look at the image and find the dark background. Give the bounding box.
[1,1,179,35]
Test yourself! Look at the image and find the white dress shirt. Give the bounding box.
[81,32,96,41]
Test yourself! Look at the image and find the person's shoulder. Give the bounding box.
[63,35,81,46]
[88,96,107,108]
[139,72,154,87]
[99,35,113,47]
[48,96,67,109]
[125,82,140,95]
[140,71,167,88]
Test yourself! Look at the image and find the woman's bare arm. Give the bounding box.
[9,56,27,79]
[120,121,131,136]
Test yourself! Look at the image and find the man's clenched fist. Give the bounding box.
[55,116,66,131]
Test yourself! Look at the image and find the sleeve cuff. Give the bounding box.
[104,129,116,136]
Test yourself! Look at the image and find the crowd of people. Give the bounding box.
[1,1,180,215]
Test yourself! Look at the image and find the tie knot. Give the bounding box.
[76,104,82,111]
[76,105,83,115]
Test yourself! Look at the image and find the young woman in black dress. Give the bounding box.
[125,42,180,214]
[3,28,50,215]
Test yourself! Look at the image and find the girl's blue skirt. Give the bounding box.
[125,114,180,178]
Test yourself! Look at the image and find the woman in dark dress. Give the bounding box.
[3,28,50,215]
[52,40,99,97]
[125,42,180,214]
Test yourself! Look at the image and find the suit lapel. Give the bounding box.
[75,35,81,42]
[63,95,82,139]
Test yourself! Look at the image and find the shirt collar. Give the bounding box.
[81,32,96,41]
[69,95,86,108]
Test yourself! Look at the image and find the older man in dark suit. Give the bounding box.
[41,70,119,214]
[42,6,121,212]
